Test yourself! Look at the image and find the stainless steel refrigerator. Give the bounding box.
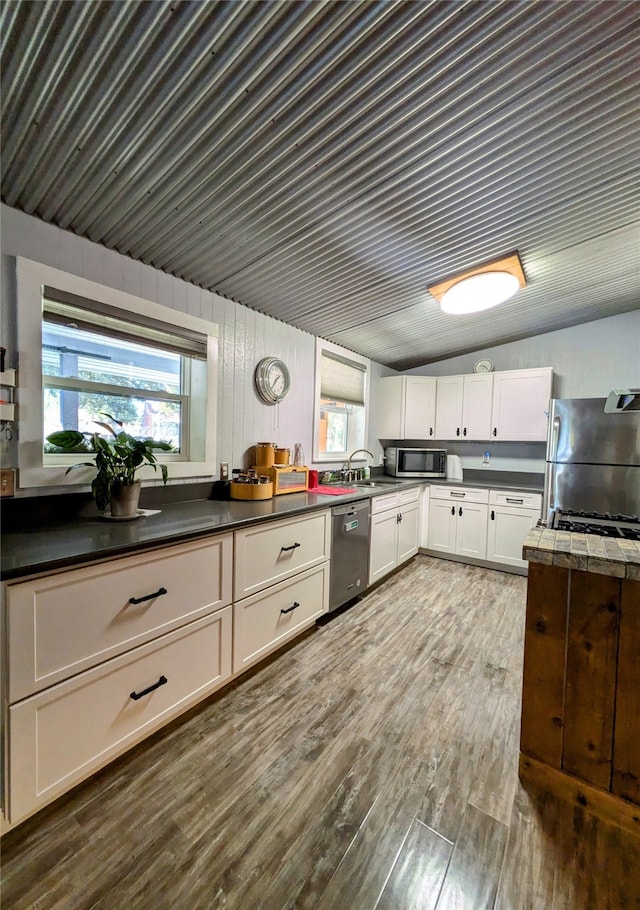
[543,397,640,523]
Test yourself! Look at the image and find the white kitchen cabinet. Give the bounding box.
[434,374,493,440]
[490,368,553,441]
[369,487,420,584]
[434,376,464,439]
[378,376,437,439]
[486,490,542,569]
[4,533,235,828]
[7,534,233,701]
[233,510,331,673]
[9,609,232,826]
[427,486,488,559]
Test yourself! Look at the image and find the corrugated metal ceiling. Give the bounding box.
[1,0,639,368]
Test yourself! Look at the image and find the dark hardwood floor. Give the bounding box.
[2,556,639,909]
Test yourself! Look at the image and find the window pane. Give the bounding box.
[320,401,349,453]
[44,389,182,451]
[43,323,181,393]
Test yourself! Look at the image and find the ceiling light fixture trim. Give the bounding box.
[428,252,526,316]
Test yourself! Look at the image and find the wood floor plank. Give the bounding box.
[3,556,639,910]
[376,819,453,910]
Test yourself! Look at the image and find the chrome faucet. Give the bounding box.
[344,448,375,481]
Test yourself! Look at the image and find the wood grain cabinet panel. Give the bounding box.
[7,534,233,701]
[234,510,330,600]
[563,572,620,790]
[612,579,640,803]
[8,608,232,825]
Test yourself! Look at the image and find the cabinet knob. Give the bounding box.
[458,507,462,517]
[456,427,460,436]
[491,510,495,520]
[463,427,467,437]
[493,427,497,437]
[429,427,433,436]
[451,506,455,515]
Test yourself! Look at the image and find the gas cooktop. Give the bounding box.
[551,509,640,541]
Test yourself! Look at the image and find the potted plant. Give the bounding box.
[46,414,171,517]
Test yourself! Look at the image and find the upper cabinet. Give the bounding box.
[379,376,436,439]
[380,367,553,442]
[435,374,493,440]
[490,368,553,441]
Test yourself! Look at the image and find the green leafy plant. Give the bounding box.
[46,413,172,512]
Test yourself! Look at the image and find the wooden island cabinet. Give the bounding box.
[520,528,640,836]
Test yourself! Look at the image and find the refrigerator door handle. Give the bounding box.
[543,415,561,521]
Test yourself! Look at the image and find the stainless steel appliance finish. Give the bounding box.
[385,447,447,478]
[543,397,640,523]
[329,499,370,611]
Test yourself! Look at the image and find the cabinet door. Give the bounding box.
[462,374,493,440]
[487,505,540,568]
[491,368,553,441]
[435,376,463,439]
[397,501,419,564]
[404,377,437,439]
[455,503,488,559]
[369,509,398,584]
[427,500,457,553]
[378,376,404,438]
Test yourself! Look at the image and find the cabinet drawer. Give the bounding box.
[234,511,330,599]
[8,609,232,825]
[371,492,399,515]
[489,489,542,510]
[8,535,233,701]
[399,486,420,505]
[233,563,328,673]
[430,485,489,504]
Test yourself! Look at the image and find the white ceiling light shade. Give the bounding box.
[428,252,526,316]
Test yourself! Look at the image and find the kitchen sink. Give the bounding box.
[352,479,402,487]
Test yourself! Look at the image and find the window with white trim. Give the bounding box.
[313,339,369,462]
[16,257,218,488]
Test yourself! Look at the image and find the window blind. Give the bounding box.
[43,288,207,359]
[320,350,366,406]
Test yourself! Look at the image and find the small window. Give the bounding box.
[16,257,218,488]
[314,340,369,461]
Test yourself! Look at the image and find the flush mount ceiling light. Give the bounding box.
[428,252,526,315]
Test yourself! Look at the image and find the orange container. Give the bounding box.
[254,442,275,467]
[274,447,290,465]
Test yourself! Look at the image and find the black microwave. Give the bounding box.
[385,447,447,478]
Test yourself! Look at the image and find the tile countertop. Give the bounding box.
[523,527,640,580]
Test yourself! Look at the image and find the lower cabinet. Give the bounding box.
[233,563,329,673]
[369,487,420,585]
[486,490,542,569]
[427,487,488,559]
[8,608,232,825]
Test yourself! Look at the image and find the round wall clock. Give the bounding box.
[254,357,291,404]
[473,358,494,373]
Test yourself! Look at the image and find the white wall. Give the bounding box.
[405,311,640,397]
[0,205,387,494]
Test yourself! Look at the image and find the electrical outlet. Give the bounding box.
[0,468,15,497]
[219,462,229,481]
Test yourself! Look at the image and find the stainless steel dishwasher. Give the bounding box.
[329,499,370,611]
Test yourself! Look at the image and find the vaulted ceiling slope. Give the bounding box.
[1,0,639,368]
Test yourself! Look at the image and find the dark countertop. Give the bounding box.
[1,471,544,581]
[0,482,420,581]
